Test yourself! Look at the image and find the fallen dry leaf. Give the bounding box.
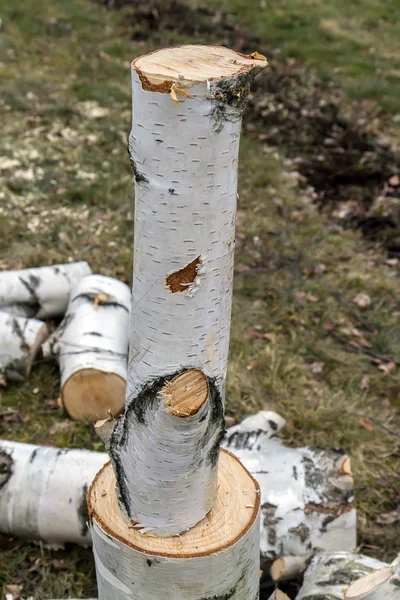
[378,361,397,375]
[360,417,375,431]
[264,332,276,343]
[376,508,400,525]
[307,293,320,303]
[388,175,400,187]
[310,362,324,374]
[246,326,264,340]
[5,584,23,599]
[358,337,372,349]
[225,416,236,428]
[353,292,371,309]
[246,360,263,371]
[360,375,370,391]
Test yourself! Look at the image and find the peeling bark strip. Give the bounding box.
[43,275,131,421]
[221,412,357,569]
[0,312,49,385]
[0,440,107,547]
[108,368,225,536]
[0,261,91,319]
[296,552,391,600]
[89,450,261,600]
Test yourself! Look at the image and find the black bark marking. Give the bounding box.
[29,448,39,463]
[83,331,103,337]
[0,450,13,488]
[127,140,148,183]
[146,559,152,567]
[293,465,298,480]
[268,419,278,431]
[224,430,264,452]
[320,569,368,586]
[18,276,41,315]
[77,483,89,537]
[289,522,310,543]
[168,188,177,195]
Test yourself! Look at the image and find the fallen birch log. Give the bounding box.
[0,262,91,319]
[222,412,357,569]
[0,312,49,385]
[0,440,107,547]
[43,274,130,421]
[296,552,391,600]
[271,554,312,583]
[344,556,400,600]
[90,44,267,600]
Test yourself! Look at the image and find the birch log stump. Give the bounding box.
[89,44,267,600]
[0,440,107,547]
[43,275,131,421]
[0,312,49,385]
[222,412,357,569]
[0,262,91,319]
[296,552,389,600]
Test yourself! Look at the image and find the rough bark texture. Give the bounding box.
[0,312,49,385]
[296,552,388,600]
[0,262,91,319]
[107,45,267,536]
[0,440,107,547]
[44,274,131,421]
[221,412,357,569]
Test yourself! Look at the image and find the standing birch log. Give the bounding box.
[0,312,49,384]
[106,45,267,536]
[0,262,91,319]
[222,412,357,569]
[89,44,266,600]
[44,274,131,421]
[0,440,107,547]
[296,552,390,600]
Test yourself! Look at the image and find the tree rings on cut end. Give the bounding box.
[160,369,208,417]
[132,44,268,91]
[344,566,394,599]
[62,368,125,422]
[88,448,260,556]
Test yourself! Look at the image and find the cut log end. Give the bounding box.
[344,566,394,599]
[161,369,209,417]
[133,44,267,90]
[62,369,125,422]
[88,448,260,554]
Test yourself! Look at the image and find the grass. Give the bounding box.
[205,0,400,115]
[0,0,399,597]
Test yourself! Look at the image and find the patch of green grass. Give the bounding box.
[0,0,399,597]
[205,0,400,114]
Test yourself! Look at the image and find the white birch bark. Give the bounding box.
[344,556,400,600]
[296,552,390,600]
[89,450,261,600]
[44,274,131,421]
[108,45,267,535]
[0,440,107,547]
[0,262,91,319]
[222,412,357,569]
[0,312,49,384]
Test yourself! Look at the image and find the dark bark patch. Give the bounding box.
[289,522,310,543]
[77,483,90,537]
[29,448,39,463]
[0,450,13,488]
[127,140,148,184]
[165,256,201,293]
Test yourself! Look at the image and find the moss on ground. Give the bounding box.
[0,0,399,597]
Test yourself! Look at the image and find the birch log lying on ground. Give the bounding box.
[344,556,400,600]
[222,412,357,569]
[0,262,91,319]
[296,552,392,599]
[43,274,130,421]
[90,44,267,600]
[0,312,49,385]
[0,440,107,547]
